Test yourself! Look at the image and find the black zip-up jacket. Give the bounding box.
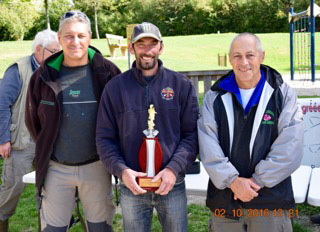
[25,46,121,194]
[96,60,199,179]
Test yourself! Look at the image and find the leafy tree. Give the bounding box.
[44,0,50,29]
[74,0,138,38]
[73,0,115,38]
[0,0,39,40]
[25,0,72,39]
[73,0,107,39]
[132,0,211,36]
[3,0,320,41]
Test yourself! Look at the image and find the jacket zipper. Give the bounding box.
[41,74,61,159]
[146,82,150,107]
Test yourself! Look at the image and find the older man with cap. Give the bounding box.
[0,29,59,232]
[96,22,198,232]
[25,10,121,231]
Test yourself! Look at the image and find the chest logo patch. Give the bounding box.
[261,110,275,125]
[69,90,81,98]
[161,87,174,100]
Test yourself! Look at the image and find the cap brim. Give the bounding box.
[132,33,162,43]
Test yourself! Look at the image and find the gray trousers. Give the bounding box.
[40,160,115,232]
[0,141,35,221]
[209,208,293,232]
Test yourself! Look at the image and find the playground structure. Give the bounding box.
[289,0,320,82]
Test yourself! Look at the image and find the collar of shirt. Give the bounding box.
[31,54,40,72]
[219,69,266,114]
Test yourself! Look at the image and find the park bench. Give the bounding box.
[105,33,128,58]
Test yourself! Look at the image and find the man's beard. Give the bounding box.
[137,55,158,70]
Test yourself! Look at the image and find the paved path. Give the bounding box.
[283,74,320,96]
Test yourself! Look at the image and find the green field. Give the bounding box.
[1,33,320,231]
[2,32,320,78]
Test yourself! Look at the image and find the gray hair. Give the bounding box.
[229,32,264,55]
[32,29,58,52]
[58,10,91,34]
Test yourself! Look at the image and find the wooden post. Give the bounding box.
[204,76,212,94]
[218,53,227,67]
[190,76,199,101]
[126,24,137,69]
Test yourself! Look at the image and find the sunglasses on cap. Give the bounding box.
[62,11,88,20]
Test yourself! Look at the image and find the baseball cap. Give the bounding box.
[131,22,162,43]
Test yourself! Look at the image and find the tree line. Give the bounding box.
[0,0,315,41]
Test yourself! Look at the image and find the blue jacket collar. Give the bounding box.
[219,70,266,114]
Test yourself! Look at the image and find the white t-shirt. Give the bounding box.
[239,87,256,109]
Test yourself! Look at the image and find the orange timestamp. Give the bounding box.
[212,208,299,218]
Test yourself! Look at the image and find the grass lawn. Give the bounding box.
[2,32,320,78]
[0,158,319,231]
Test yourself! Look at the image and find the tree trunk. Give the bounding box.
[94,0,99,39]
[45,0,50,30]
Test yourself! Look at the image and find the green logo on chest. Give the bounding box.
[69,90,81,97]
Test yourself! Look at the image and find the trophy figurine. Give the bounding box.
[138,104,163,190]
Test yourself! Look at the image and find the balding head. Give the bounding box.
[228,33,265,89]
[229,33,264,56]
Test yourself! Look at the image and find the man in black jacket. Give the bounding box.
[198,33,304,232]
[96,22,198,232]
[26,11,121,232]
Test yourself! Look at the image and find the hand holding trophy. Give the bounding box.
[138,104,163,191]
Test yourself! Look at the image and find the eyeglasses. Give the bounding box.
[43,47,60,54]
[62,11,88,20]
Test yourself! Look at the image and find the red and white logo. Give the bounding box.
[161,87,175,100]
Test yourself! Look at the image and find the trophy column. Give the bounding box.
[138,104,163,191]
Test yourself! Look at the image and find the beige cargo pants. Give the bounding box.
[40,160,115,232]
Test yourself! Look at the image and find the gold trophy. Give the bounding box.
[138,104,163,190]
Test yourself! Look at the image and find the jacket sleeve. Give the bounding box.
[25,71,41,142]
[198,91,239,190]
[96,84,128,178]
[103,59,121,82]
[252,84,304,188]
[166,80,199,177]
[110,63,121,78]
[0,65,21,144]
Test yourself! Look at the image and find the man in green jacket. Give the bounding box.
[25,11,121,232]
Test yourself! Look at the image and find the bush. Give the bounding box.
[24,0,73,40]
[206,0,290,34]
[0,0,312,41]
[134,0,211,36]
[0,1,39,41]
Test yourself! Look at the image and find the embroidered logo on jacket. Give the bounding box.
[261,110,274,125]
[69,90,81,98]
[161,87,174,100]
[40,100,55,106]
